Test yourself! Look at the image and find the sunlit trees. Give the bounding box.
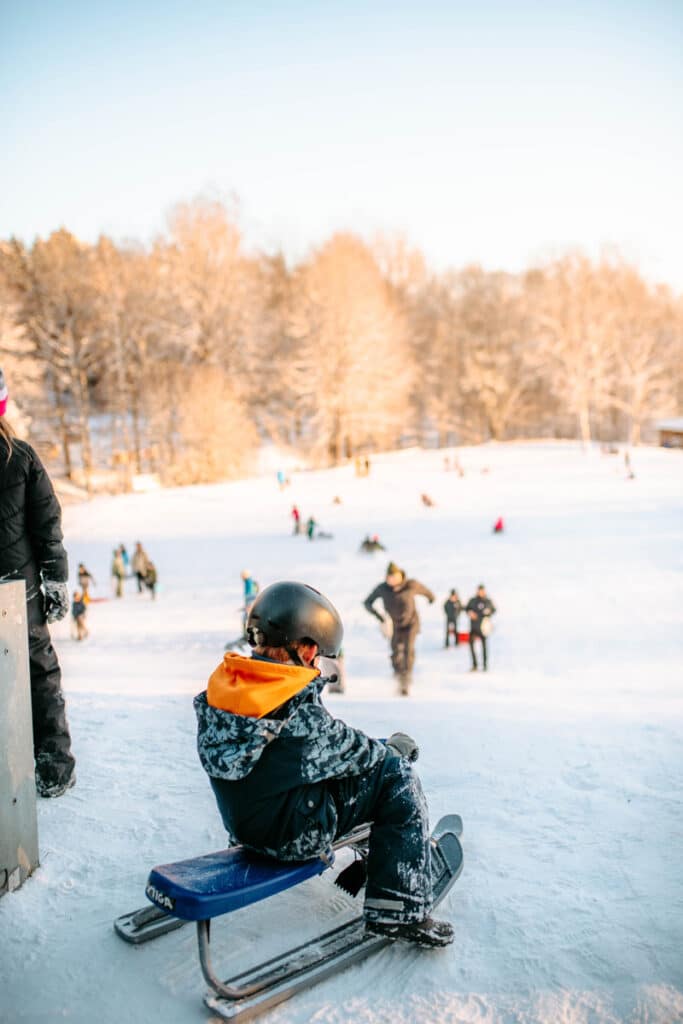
[1,201,681,490]
[530,254,618,447]
[605,269,678,445]
[288,234,413,463]
[2,231,99,485]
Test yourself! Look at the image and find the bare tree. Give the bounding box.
[288,234,413,464]
[2,232,99,484]
[531,254,617,448]
[605,268,680,445]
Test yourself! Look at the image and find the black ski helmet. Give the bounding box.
[246,581,343,657]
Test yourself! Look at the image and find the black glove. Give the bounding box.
[43,580,69,623]
[386,731,419,762]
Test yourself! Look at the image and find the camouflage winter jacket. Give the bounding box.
[194,652,388,860]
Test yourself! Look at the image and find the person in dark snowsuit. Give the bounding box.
[194,580,453,948]
[466,583,496,671]
[363,562,435,694]
[0,368,76,797]
[443,589,462,647]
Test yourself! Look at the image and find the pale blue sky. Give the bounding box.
[2,1,682,287]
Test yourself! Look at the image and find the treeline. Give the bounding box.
[1,197,681,490]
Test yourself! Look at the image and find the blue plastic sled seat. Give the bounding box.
[145,846,332,921]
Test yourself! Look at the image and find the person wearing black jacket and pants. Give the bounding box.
[0,369,76,797]
[466,584,496,671]
[364,562,435,693]
[443,589,462,647]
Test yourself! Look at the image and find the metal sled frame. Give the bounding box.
[115,817,463,1023]
[201,821,462,1021]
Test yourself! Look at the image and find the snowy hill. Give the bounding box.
[2,442,683,1023]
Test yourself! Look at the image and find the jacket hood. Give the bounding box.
[194,655,321,782]
[207,652,318,719]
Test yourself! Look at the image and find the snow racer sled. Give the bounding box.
[114,814,463,1021]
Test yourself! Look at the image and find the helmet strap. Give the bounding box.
[286,645,304,667]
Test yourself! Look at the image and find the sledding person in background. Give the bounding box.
[466,583,496,672]
[359,534,386,554]
[194,581,454,948]
[132,541,149,593]
[443,589,462,647]
[0,367,76,798]
[291,505,301,535]
[363,562,435,694]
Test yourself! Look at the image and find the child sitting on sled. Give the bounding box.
[194,581,453,948]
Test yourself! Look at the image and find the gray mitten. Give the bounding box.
[43,580,69,623]
[386,731,419,762]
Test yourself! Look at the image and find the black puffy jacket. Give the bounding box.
[0,438,68,602]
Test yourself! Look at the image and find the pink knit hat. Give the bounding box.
[0,368,7,417]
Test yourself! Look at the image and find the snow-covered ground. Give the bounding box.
[2,442,683,1024]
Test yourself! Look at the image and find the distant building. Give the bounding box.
[655,418,683,448]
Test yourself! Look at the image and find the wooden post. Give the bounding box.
[0,580,39,897]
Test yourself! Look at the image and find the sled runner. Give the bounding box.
[114,814,463,1021]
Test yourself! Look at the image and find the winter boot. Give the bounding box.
[35,754,76,798]
[397,671,412,696]
[366,915,454,948]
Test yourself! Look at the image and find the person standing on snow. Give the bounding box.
[132,541,149,593]
[0,367,76,797]
[291,505,301,535]
[240,569,260,634]
[466,583,496,671]
[363,562,435,694]
[143,561,158,599]
[194,580,454,948]
[71,590,88,641]
[77,562,96,603]
[443,589,462,647]
[111,548,125,597]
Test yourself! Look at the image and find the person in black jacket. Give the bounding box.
[0,370,76,797]
[195,580,453,948]
[466,583,497,671]
[443,589,462,647]
[363,562,435,693]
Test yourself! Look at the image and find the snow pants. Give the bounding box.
[390,622,418,679]
[27,594,76,786]
[329,755,432,925]
[469,630,488,669]
[445,620,460,646]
